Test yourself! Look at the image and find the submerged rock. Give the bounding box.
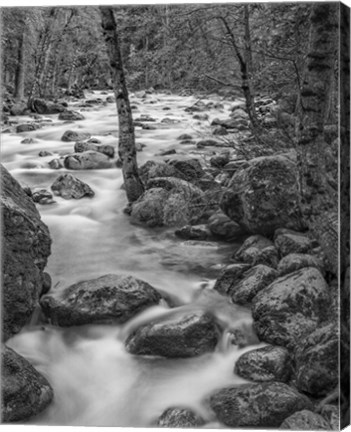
[235,235,279,268]
[1,165,51,340]
[58,110,85,121]
[74,141,115,158]
[220,155,304,236]
[209,382,312,428]
[51,173,95,199]
[234,345,292,382]
[252,267,331,349]
[1,345,53,422]
[61,129,91,142]
[126,311,219,357]
[40,274,161,326]
[280,410,331,430]
[157,407,204,428]
[64,151,112,170]
[295,323,338,397]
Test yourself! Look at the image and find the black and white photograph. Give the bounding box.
[0,1,350,429]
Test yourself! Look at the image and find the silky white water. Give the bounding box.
[2,90,262,426]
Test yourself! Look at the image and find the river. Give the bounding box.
[2,90,262,427]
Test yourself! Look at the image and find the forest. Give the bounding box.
[1,2,350,430]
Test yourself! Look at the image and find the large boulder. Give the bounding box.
[125,311,219,358]
[51,174,95,199]
[280,410,331,430]
[234,345,292,383]
[157,407,204,428]
[1,346,53,422]
[131,177,206,227]
[295,323,338,397]
[234,235,279,268]
[74,141,115,158]
[64,151,113,170]
[274,228,317,257]
[167,158,205,182]
[220,155,304,236]
[252,268,331,349]
[209,382,312,428]
[31,98,65,114]
[1,166,51,340]
[277,253,324,276]
[61,130,91,142]
[40,274,161,326]
[215,264,278,305]
[58,110,85,121]
[16,123,40,133]
[139,160,181,184]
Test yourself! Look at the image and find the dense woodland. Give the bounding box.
[1,3,350,429]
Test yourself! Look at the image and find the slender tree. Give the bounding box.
[99,6,144,203]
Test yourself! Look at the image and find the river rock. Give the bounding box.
[295,323,338,397]
[1,346,54,422]
[32,189,55,205]
[51,173,95,199]
[196,139,221,148]
[58,110,85,121]
[48,158,64,169]
[38,150,53,157]
[210,152,230,168]
[10,101,28,116]
[40,274,161,326]
[64,151,112,170]
[177,133,193,140]
[213,263,251,296]
[16,123,40,133]
[209,382,312,428]
[126,311,219,357]
[1,165,51,340]
[175,224,211,240]
[61,130,91,142]
[212,125,228,136]
[208,211,245,240]
[167,158,205,182]
[252,268,331,349]
[74,141,115,158]
[157,407,204,427]
[31,98,65,114]
[234,345,292,382]
[274,228,316,257]
[234,235,279,268]
[130,188,169,227]
[220,155,304,236]
[280,410,331,430]
[277,253,324,276]
[230,264,278,304]
[139,160,180,184]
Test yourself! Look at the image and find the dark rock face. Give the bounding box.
[126,311,219,358]
[1,165,51,340]
[208,211,245,240]
[16,123,40,133]
[252,268,331,349]
[274,228,316,257]
[32,189,55,205]
[157,408,204,428]
[234,345,292,383]
[175,224,211,240]
[210,382,312,428]
[74,141,115,158]
[1,346,53,422]
[235,235,279,268]
[61,130,91,142]
[280,410,331,430]
[220,155,304,236]
[51,173,95,199]
[31,98,65,114]
[40,274,161,326]
[225,264,278,305]
[58,110,85,121]
[168,158,204,182]
[64,151,112,170]
[295,323,339,397]
[277,253,324,276]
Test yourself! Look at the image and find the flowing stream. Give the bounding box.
[2,90,263,427]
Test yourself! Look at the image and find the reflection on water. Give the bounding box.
[3,90,259,427]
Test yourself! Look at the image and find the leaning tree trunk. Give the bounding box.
[296,3,338,272]
[99,6,144,203]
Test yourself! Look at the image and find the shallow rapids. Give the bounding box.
[2,90,262,426]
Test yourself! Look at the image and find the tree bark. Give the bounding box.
[296,3,338,271]
[99,6,144,203]
[14,27,26,100]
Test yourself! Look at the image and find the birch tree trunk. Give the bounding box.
[99,6,144,203]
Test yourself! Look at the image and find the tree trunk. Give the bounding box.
[14,28,26,100]
[99,6,144,203]
[296,3,338,271]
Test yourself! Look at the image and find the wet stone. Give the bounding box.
[157,407,204,428]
